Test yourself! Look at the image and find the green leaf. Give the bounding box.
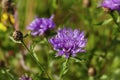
[0,68,17,80]
[9,36,21,43]
[70,57,86,63]
[60,59,69,78]
[94,18,112,26]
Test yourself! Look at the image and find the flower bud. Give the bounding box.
[0,60,5,68]
[83,0,91,8]
[88,66,96,76]
[12,31,23,41]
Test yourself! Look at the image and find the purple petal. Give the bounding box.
[49,27,87,58]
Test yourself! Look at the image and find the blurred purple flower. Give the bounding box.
[19,75,32,80]
[101,0,120,12]
[27,15,55,36]
[49,28,87,58]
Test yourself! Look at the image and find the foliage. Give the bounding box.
[0,0,120,80]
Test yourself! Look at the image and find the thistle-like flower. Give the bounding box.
[49,28,87,58]
[27,15,55,36]
[101,0,120,12]
[19,75,32,80]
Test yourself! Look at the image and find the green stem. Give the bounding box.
[60,58,69,80]
[44,37,52,77]
[110,12,120,29]
[3,69,15,80]
[119,13,120,26]
[89,76,94,80]
[21,40,53,80]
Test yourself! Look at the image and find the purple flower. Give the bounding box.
[101,0,120,12]
[19,75,32,80]
[49,28,87,58]
[27,15,55,36]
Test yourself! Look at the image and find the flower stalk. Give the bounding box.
[60,58,69,80]
[21,40,53,80]
[109,12,120,28]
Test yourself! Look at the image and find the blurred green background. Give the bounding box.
[0,0,120,80]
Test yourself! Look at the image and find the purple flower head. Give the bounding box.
[49,28,87,58]
[27,15,55,36]
[19,75,32,80]
[101,0,120,12]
